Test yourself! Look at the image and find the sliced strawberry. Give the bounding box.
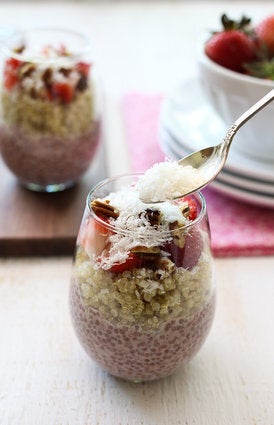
[80,216,111,258]
[109,253,142,273]
[52,82,74,103]
[94,215,112,236]
[182,196,198,221]
[76,61,91,76]
[4,72,19,90]
[174,196,198,221]
[5,57,22,70]
[164,228,203,270]
[3,57,22,90]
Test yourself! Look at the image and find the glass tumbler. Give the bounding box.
[0,28,101,192]
[70,174,216,382]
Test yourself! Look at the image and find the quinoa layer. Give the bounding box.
[70,244,215,381]
[1,87,95,137]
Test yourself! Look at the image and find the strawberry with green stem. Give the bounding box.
[205,14,257,73]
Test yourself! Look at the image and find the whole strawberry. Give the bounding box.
[255,15,274,57]
[205,14,257,72]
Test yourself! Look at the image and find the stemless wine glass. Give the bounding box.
[70,174,216,382]
[0,28,101,192]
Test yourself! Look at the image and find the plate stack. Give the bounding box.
[159,79,274,208]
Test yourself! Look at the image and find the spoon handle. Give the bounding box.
[223,88,274,149]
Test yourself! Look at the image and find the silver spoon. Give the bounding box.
[172,88,274,198]
[140,88,274,204]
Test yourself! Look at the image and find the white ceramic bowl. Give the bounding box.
[198,51,274,163]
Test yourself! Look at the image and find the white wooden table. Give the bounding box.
[1,2,274,424]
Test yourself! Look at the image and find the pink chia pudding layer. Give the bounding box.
[0,120,100,187]
[70,269,215,382]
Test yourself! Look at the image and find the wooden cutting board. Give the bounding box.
[0,146,108,256]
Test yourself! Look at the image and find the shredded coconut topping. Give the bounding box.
[90,161,203,270]
[94,184,190,270]
[137,161,204,203]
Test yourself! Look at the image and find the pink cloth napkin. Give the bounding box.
[122,93,274,257]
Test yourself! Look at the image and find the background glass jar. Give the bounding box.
[0,28,101,192]
[70,174,216,382]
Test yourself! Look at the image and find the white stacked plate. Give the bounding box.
[159,79,274,208]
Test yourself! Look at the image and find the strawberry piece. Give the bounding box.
[205,14,256,72]
[5,57,22,70]
[174,196,198,221]
[256,15,274,57]
[52,82,74,103]
[76,61,91,76]
[94,215,112,236]
[4,72,19,90]
[109,253,142,273]
[164,228,203,270]
[80,216,111,258]
[3,57,22,90]
[183,196,197,221]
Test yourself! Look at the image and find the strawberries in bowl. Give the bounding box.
[205,13,274,80]
[205,15,257,73]
[198,13,274,163]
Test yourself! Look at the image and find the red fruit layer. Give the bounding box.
[163,228,203,270]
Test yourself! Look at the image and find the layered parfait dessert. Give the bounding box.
[70,162,215,381]
[0,31,100,191]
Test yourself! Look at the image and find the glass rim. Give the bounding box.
[1,27,91,64]
[86,172,207,237]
